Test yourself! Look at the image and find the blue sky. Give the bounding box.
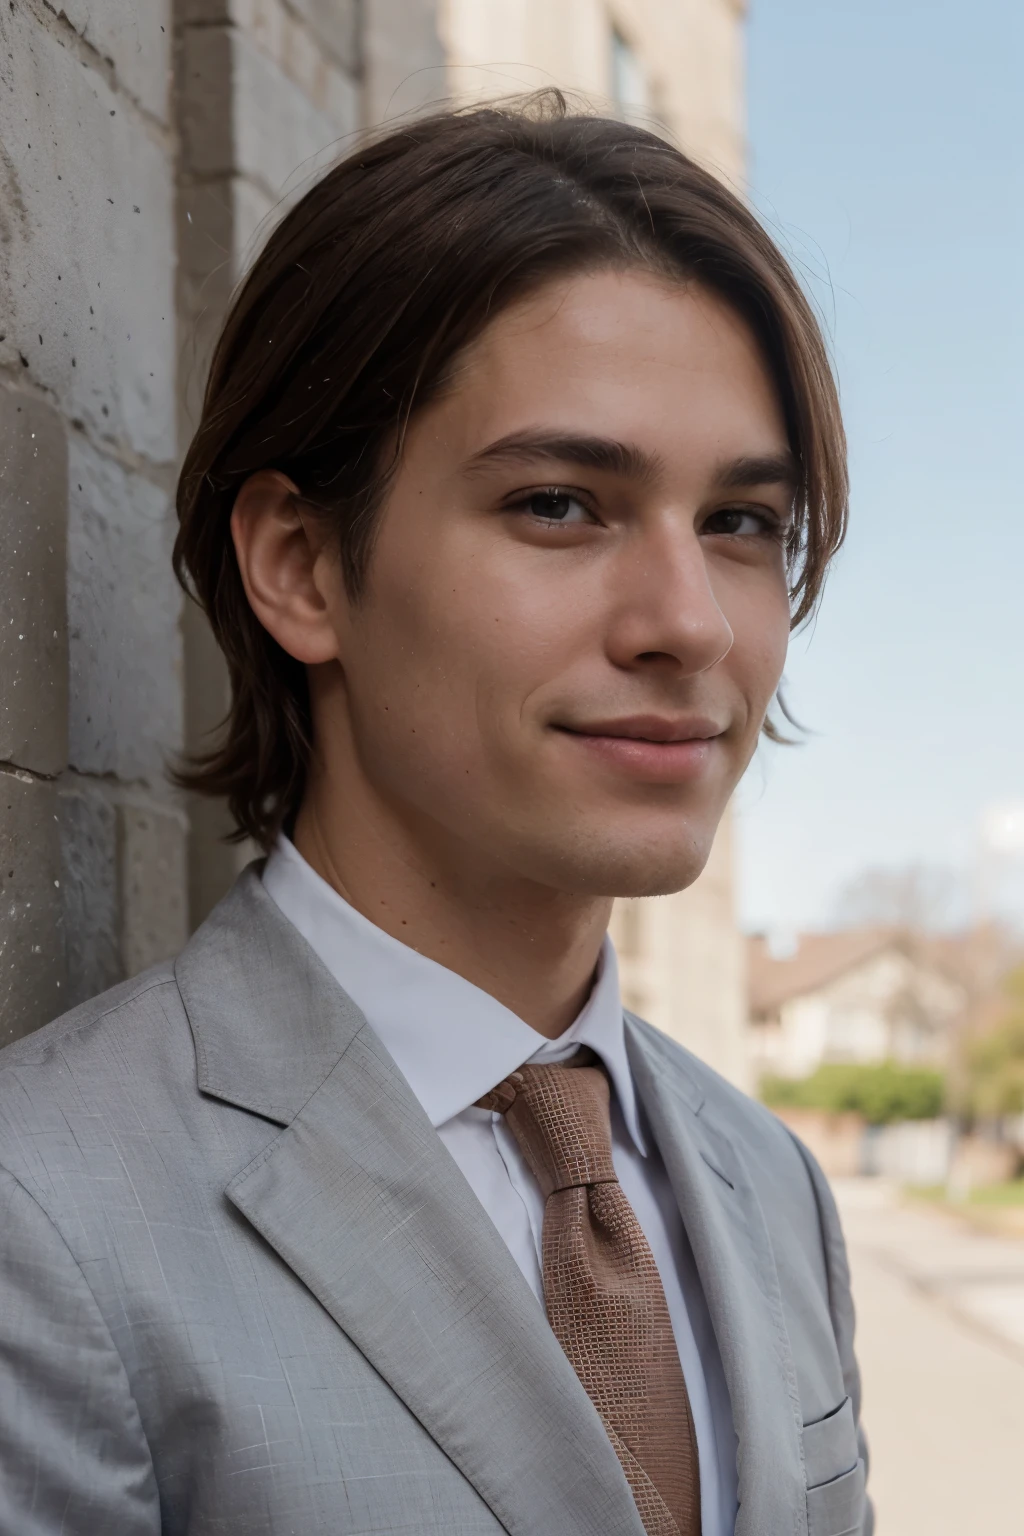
[737,0,1024,933]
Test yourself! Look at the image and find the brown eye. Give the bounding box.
[522,489,590,524]
[703,508,773,537]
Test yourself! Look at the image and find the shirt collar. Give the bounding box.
[262,837,647,1155]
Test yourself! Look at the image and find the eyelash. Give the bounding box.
[505,485,788,541]
[504,487,596,524]
[702,507,788,542]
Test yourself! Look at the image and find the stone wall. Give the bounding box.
[0,0,443,1042]
[176,0,360,924]
[1,0,182,1041]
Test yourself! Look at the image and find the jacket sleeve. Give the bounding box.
[788,1137,875,1536]
[0,1167,160,1536]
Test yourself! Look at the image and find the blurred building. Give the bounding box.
[440,1,745,178]
[748,928,968,1081]
[1,0,751,1082]
[612,813,750,1091]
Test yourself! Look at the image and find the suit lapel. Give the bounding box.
[178,870,645,1536]
[626,1019,807,1536]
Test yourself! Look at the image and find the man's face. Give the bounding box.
[316,268,793,897]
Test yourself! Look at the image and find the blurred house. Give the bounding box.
[748,929,968,1081]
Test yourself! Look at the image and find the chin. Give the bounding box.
[529,818,719,900]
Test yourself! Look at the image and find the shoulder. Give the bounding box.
[1,963,182,1062]
[0,961,185,1078]
[0,963,192,1184]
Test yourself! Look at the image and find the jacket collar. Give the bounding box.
[175,863,361,1126]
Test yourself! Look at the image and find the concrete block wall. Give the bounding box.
[0,384,67,1034]
[175,0,363,924]
[1,0,444,1040]
[1,0,183,1042]
[176,0,443,927]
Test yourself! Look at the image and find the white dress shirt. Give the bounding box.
[264,837,738,1534]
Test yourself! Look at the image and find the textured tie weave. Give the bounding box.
[478,1051,699,1536]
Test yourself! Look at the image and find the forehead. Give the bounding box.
[426,267,788,466]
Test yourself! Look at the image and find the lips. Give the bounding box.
[557,714,724,744]
[553,716,725,785]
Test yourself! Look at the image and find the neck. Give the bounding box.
[291,771,612,1041]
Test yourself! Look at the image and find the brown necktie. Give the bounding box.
[478,1051,700,1536]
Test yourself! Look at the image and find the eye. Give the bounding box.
[512,488,594,525]
[702,506,781,539]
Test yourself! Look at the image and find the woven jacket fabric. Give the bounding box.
[0,866,872,1536]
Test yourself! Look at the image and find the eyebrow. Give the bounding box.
[714,452,800,491]
[463,431,800,495]
[463,432,662,483]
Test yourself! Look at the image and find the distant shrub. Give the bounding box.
[966,965,1024,1118]
[761,1061,946,1125]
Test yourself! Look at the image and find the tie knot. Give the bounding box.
[482,1054,617,1197]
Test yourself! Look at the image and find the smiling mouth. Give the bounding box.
[556,715,725,744]
[552,716,726,785]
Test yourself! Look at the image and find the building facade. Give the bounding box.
[612,810,750,1090]
[1,0,750,1083]
[440,0,746,181]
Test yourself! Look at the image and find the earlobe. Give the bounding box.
[230,470,342,666]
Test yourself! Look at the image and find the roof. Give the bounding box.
[748,928,905,1016]
[748,924,1023,1019]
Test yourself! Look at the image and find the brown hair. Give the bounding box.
[174,92,847,850]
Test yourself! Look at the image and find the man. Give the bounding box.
[0,99,869,1535]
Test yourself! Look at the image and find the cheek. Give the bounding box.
[367,519,589,712]
[342,555,540,776]
[722,579,791,709]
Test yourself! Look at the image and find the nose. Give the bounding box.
[604,522,734,677]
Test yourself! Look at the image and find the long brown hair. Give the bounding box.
[174,92,847,849]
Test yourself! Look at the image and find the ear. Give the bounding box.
[230,470,342,665]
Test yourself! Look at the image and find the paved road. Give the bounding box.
[833,1178,1024,1534]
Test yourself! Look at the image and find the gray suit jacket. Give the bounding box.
[0,868,871,1536]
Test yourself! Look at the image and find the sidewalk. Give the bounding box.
[833,1178,1024,1533]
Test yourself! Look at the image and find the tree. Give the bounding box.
[830,862,964,933]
